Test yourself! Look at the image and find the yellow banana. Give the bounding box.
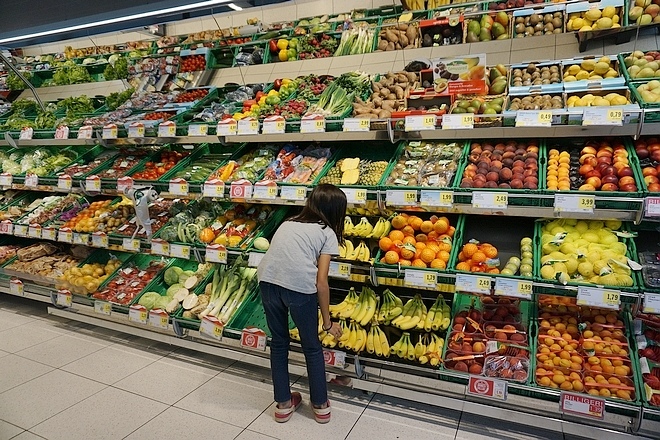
[378,327,390,357]
[366,327,375,354]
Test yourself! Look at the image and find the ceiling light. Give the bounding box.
[228,3,243,10]
[0,0,233,44]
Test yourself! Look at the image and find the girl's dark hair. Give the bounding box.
[289,184,347,241]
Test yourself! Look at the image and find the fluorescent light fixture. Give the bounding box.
[228,3,243,10]
[0,0,232,44]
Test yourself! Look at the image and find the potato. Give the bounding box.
[397,23,409,31]
[377,39,388,51]
[378,109,392,118]
[386,42,395,51]
[406,26,417,45]
[385,30,399,43]
[399,34,409,47]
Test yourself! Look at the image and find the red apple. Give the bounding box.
[645,175,659,185]
[643,167,658,177]
[586,169,602,178]
[597,156,612,165]
[618,167,634,178]
[601,183,619,191]
[602,166,616,176]
[620,183,638,192]
[586,176,602,189]
[602,175,619,185]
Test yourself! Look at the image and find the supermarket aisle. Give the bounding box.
[0,295,615,440]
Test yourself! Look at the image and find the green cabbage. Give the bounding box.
[138,291,161,310]
[164,267,184,285]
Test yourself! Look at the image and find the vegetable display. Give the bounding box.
[195,264,258,323]
[92,259,166,304]
[52,61,93,85]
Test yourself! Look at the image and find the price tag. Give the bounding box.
[128,305,148,324]
[240,327,267,350]
[644,293,660,314]
[202,179,225,198]
[0,173,12,186]
[85,175,101,192]
[472,191,508,210]
[14,224,28,237]
[442,113,473,130]
[170,244,190,259]
[72,232,89,245]
[386,189,417,206]
[515,111,552,127]
[128,123,145,138]
[404,269,437,288]
[495,278,533,299]
[577,286,621,310]
[116,177,133,193]
[148,309,169,330]
[92,232,108,248]
[188,124,208,136]
[158,121,176,137]
[168,179,189,196]
[150,239,170,256]
[102,124,118,139]
[54,125,70,139]
[56,290,73,307]
[252,181,278,200]
[323,349,346,368]
[405,114,436,132]
[41,227,56,241]
[582,108,623,126]
[467,376,507,401]
[94,300,111,315]
[341,188,367,205]
[554,194,595,213]
[237,118,259,135]
[343,118,371,132]
[28,224,41,239]
[262,116,286,134]
[58,228,73,243]
[646,197,660,217]
[206,244,228,264]
[57,175,72,191]
[19,127,33,140]
[0,221,12,235]
[10,279,23,296]
[329,261,351,279]
[24,173,38,187]
[122,238,140,252]
[300,115,325,134]
[280,186,306,201]
[216,118,237,136]
[229,179,253,200]
[560,392,605,419]
[200,315,223,340]
[248,251,265,268]
[455,274,492,294]
[420,190,453,208]
[77,126,93,139]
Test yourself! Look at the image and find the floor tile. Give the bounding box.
[166,347,236,371]
[0,323,64,354]
[31,387,167,440]
[233,430,278,440]
[175,374,274,428]
[455,413,558,440]
[61,344,161,385]
[15,333,107,368]
[8,432,46,440]
[114,356,218,405]
[0,310,36,329]
[124,406,243,440]
[0,354,54,394]
[0,420,22,440]
[0,369,105,429]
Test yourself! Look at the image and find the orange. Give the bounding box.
[430,259,446,269]
[471,251,487,264]
[456,262,471,272]
[447,226,455,237]
[420,220,434,233]
[458,251,466,261]
[391,215,408,230]
[426,242,440,253]
[415,233,428,243]
[391,240,403,252]
[471,265,485,272]
[412,259,427,268]
[433,218,449,234]
[402,225,416,237]
[487,267,500,274]
[384,251,399,264]
[389,230,404,242]
[399,259,412,266]
[463,243,478,258]
[415,242,426,251]
[483,246,498,259]
[427,231,439,240]
[402,236,416,245]
[400,247,415,260]
[408,216,423,231]
[420,248,436,264]
[438,241,452,253]
[379,237,393,252]
[436,250,451,263]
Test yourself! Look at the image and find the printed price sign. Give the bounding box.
[643,293,660,314]
[495,278,533,299]
[646,197,660,217]
[405,114,436,132]
[188,124,208,136]
[168,179,189,196]
[42,227,56,241]
[0,173,13,186]
[442,113,473,130]
[170,244,190,260]
[56,290,73,307]
[19,127,33,140]
[248,252,265,268]
[102,124,118,139]
[54,125,69,139]
[128,305,148,324]
[472,191,508,210]
[560,392,605,419]
[455,274,492,294]
[280,186,306,201]
[582,108,623,126]
[217,118,237,136]
[323,349,346,368]
[10,279,23,296]
[240,327,267,350]
[92,232,108,248]
[94,300,111,316]
[252,181,278,200]
[148,309,169,330]
[343,118,371,132]
[0,221,12,235]
[206,244,228,264]
[58,228,73,243]
[73,232,89,245]
[200,315,224,340]
[229,180,253,200]
[237,118,259,135]
[57,175,72,191]
[262,116,286,134]
[386,189,417,206]
[77,126,93,139]
[467,376,507,401]
[329,261,351,279]
[85,175,101,192]
[28,224,42,239]
[122,238,140,252]
[577,286,620,310]
[420,190,453,208]
[128,123,145,138]
[515,110,552,127]
[14,224,28,237]
[116,177,133,193]
[404,269,437,288]
[150,239,170,256]
[341,188,367,205]
[554,194,595,213]
[300,115,325,134]
[158,121,176,137]
[202,179,225,198]
[24,173,38,187]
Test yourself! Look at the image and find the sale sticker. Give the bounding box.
[116,176,134,193]
[560,392,605,419]
[386,189,417,206]
[158,121,177,137]
[341,188,367,205]
[472,191,508,210]
[229,179,253,200]
[404,269,437,288]
[54,125,70,140]
[240,327,267,350]
[455,274,492,294]
[200,315,224,340]
[577,286,620,310]
[343,118,371,132]
[329,261,351,279]
[128,305,148,324]
[467,375,507,401]
[206,244,228,264]
[0,221,12,235]
[323,349,346,368]
[646,197,660,217]
[554,194,595,213]
[188,124,208,136]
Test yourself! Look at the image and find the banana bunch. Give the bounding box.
[422,295,451,332]
[338,240,371,262]
[366,218,391,239]
[344,217,356,236]
[339,320,367,353]
[427,0,450,8]
[418,333,445,366]
[349,286,379,326]
[376,288,404,324]
[321,319,348,348]
[392,295,428,331]
[347,217,374,238]
[366,324,390,357]
[289,328,301,341]
[402,0,425,11]
[329,287,360,319]
[391,332,417,361]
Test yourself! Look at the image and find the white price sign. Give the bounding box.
[9,279,23,296]
[343,118,370,132]
[14,224,28,237]
[341,187,367,205]
[151,240,170,256]
[122,238,140,252]
[77,126,93,139]
[170,244,191,260]
[148,310,169,330]
[262,117,286,134]
[577,286,620,309]
[24,173,38,187]
[102,124,118,139]
[329,261,351,279]
[515,110,552,127]
[57,175,72,191]
[188,124,208,136]
[442,113,473,130]
[0,174,13,186]
[280,186,306,201]
[0,221,12,235]
[494,278,533,299]
[94,300,111,315]
[386,189,417,206]
[323,349,346,368]
[217,119,237,136]
[116,177,133,193]
[300,116,326,134]
[582,108,623,126]
[56,290,73,307]
[248,251,265,268]
[643,293,660,314]
[28,224,41,239]
[128,123,145,138]
[205,244,228,264]
[202,180,225,198]
[455,273,492,294]
[58,228,73,243]
[73,233,89,245]
[54,125,69,139]
[19,127,33,140]
[554,194,595,213]
[472,191,508,210]
[158,122,176,137]
[42,227,56,241]
[646,197,660,217]
[241,328,267,350]
[404,269,437,288]
[168,179,189,196]
[405,114,436,132]
[92,232,108,248]
[252,182,278,200]
[237,118,259,135]
[128,305,148,324]
[85,176,101,192]
[200,316,224,340]
[420,190,453,208]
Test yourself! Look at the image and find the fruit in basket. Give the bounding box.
[635,137,660,191]
[623,51,660,79]
[563,56,619,82]
[628,2,660,26]
[320,158,388,186]
[456,241,500,274]
[566,8,621,32]
[508,94,562,111]
[468,13,510,42]
[460,140,539,190]
[58,259,123,295]
[511,64,561,87]
[486,65,508,95]
[62,199,134,233]
[451,97,504,115]
[636,80,660,103]
[514,12,564,38]
[566,92,629,107]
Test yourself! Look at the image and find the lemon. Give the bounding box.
[565,258,579,275]
[602,6,616,18]
[575,221,589,234]
[586,251,601,263]
[560,243,577,254]
[543,243,560,255]
[541,265,556,280]
[582,231,600,243]
[578,261,595,277]
[553,262,569,274]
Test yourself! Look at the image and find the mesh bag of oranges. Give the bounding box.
[455,240,500,274]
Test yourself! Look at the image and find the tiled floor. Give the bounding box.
[0,295,623,440]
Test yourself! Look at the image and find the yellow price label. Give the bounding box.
[338,263,350,275]
[607,109,623,121]
[315,120,325,129]
[355,189,367,201]
[603,291,620,306]
[359,119,370,129]
[440,192,453,203]
[578,196,595,209]
[461,114,474,126]
[538,111,552,123]
[422,115,435,127]
[159,123,176,137]
[250,120,259,131]
[140,311,148,321]
[477,278,491,289]
[494,194,508,205]
[404,191,417,203]
[267,186,278,197]
[217,250,227,262]
[276,121,285,130]
[518,282,533,295]
[424,273,436,285]
[296,187,306,198]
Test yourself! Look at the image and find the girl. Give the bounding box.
[257,184,346,424]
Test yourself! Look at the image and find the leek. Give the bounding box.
[198,264,225,319]
[219,267,257,323]
[209,267,241,317]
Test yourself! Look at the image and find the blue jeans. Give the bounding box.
[260,282,327,406]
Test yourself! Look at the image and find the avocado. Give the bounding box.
[479,28,492,41]
[467,20,481,35]
[492,23,506,38]
[422,34,433,47]
[466,31,480,43]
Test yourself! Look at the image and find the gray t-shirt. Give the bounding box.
[257,220,339,294]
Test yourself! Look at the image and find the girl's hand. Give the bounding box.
[328,322,342,339]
